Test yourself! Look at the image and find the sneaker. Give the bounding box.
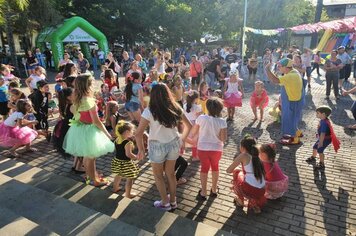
[170,201,178,210]
[153,200,171,211]
[314,162,325,170]
[306,156,316,163]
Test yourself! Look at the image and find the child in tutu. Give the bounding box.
[112,120,139,198]
[223,69,244,121]
[306,106,340,170]
[184,90,202,161]
[63,74,115,187]
[258,144,288,199]
[190,98,227,200]
[226,136,265,213]
[0,99,38,157]
[250,80,269,121]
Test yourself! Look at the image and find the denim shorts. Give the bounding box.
[148,137,181,163]
[125,101,140,112]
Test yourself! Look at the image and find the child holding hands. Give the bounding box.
[112,121,140,198]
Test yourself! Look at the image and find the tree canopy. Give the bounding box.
[0,0,327,48]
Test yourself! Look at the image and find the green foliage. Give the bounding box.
[0,0,330,48]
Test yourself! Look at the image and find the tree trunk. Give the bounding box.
[311,0,323,48]
[0,28,6,49]
[4,3,20,72]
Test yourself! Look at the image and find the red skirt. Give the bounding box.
[232,169,266,208]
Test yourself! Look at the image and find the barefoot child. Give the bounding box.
[250,80,269,121]
[258,144,288,199]
[190,97,227,200]
[0,99,38,157]
[223,70,244,121]
[305,106,340,170]
[226,136,266,213]
[112,120,139,198]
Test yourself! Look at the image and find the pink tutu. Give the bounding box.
[250,90,269,108]
[265,175,289,199]
[224,92,242,108]
[0,122,38,147]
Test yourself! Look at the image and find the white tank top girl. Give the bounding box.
[244,155,265,188]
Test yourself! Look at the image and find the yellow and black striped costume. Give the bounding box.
[111,140,139,178]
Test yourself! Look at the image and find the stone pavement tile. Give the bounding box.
[1,72,355,235]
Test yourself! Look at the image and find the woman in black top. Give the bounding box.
[26,50,38,75]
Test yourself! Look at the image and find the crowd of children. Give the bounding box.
[0,44,344,214]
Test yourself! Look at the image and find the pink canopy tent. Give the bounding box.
[290,17,356,33]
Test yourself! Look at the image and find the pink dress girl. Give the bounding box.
[258,144,288,199]
[262,161,289,199]
[0,111,38,148]
[224,78,243,108]
[250,89,269,108]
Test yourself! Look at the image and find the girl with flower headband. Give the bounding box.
[223,69,244,121]
[124,71,144,122]
[258,144,289,199]
[111,120,140,197]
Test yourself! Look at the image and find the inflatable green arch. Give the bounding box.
[36,16,108,69]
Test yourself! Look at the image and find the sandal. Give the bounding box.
[210,187,220,197]
[197,190,207,201]
[24,147,38,153]
[177,178,187,185]
[7,151,20,158]
[233,196,244,207]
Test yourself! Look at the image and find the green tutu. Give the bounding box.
[63,123,114,158]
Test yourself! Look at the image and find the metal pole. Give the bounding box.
[241,0,247,63]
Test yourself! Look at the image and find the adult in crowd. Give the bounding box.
[311,51,322,76]
[262,48,272,82]
[301,48,312,88]
[175,55,189,74]
[26,50,38,75]
[62,63,78,81]
[98,48,105,65]
[205,55,225,90]
[342,86,356,130]
[155,51,165,75]
[344,47,353,82]
[164,52,175,75]
[121,51,133,77]
[135,83,192,211]
[337,46,351,90]
[247,52,258,80]
[91,48,98,71]
[225,48,238,65]
[105,52,121,75]
[135,53,147,74]
[324,50,343,100]
[43,48,52,69]
[58,52,73,68]
[35,48,45,68]
[190,55,203,90]
[77,52,90,74]
[265,58,304,145]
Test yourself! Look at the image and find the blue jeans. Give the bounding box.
[92,58,98,71]
[205,71,218,90]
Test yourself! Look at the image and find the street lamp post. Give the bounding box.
[241,0,248,63]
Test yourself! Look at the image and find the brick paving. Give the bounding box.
[1,70,356,236]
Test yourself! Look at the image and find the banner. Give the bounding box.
[245,27,283,36]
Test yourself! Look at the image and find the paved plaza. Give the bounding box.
[1,70,356,236]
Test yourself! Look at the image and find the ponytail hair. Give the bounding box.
[125,71,141,101]
[240,136,265,182]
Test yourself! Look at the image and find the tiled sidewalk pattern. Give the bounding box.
[1,71,356,236]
